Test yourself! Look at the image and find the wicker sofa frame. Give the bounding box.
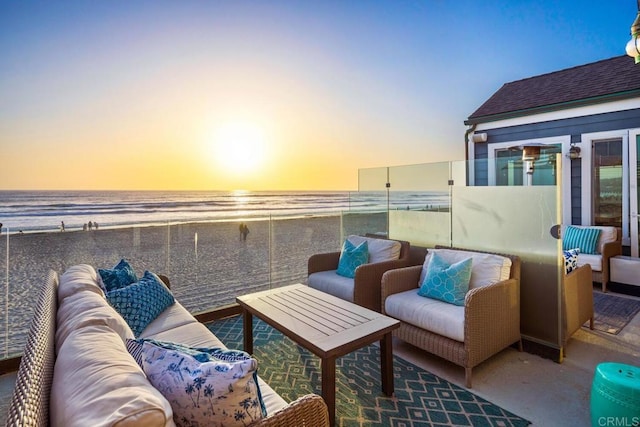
[307,237,412,312]
[381,246,522,388]
[6,270,329,427]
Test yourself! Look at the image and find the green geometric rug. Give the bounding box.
[208,315,530,426]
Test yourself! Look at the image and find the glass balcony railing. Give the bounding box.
[1,157,565,362]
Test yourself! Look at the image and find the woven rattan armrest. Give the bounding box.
[562,263,594,344]
[251,393,329,427]
[380,265,422,314]
[308,251,341,275]
[464,278,521,356]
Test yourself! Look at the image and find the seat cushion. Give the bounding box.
[386,289,465,342]
[578,253,603,272]
[347,235,402,263]
[420,249,512,290]
[307,270,355,302]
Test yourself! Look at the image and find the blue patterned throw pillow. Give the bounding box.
[126,339,265,427]
[98,259,138,292]
[563,248,580,275]
[106,271,174,337]
[336,239,369,278]
[418,252,473,306]
[562,226,601,255]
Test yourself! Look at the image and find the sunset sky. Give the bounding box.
[0,1,635,191]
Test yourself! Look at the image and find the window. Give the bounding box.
[593,138,623,228]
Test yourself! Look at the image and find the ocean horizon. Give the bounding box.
[0,190,449,234]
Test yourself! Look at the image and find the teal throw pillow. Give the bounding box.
[98,259,138,292]
[563,226,601,254]
[106,271,174,337]
[336,239,369,278]
[126,338,265,426]
[418,252,472,306]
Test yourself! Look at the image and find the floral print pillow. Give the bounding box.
[128,339,265,427]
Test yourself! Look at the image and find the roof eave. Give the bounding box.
[464,89,640,126]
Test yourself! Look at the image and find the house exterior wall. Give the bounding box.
[469,106,640,224]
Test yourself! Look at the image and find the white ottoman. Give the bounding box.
[610,255,640,286]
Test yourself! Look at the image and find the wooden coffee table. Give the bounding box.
[236,284,400,427]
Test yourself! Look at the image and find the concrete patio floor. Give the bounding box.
[1,290,639,426]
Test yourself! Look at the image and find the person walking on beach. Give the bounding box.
[60,221,65,232]
[239,222,249,241]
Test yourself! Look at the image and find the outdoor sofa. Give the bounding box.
[6,264,329,427]
[307,234,412,312]
[381,246,521,388]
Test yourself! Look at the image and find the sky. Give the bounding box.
[0,1,636,191]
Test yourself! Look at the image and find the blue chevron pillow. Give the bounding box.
[336,239,369,278]
[106,271,174,337]
[418,252,472,306]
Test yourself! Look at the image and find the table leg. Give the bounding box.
[321,356,336,427]
[380,332,394,396]
[242,310,253,355]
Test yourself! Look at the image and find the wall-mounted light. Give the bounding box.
[567,143,581,159]
[626,0,640,63]
[471,132,487,143]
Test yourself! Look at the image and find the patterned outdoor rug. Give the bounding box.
[208,315,530,426]
[590,292,640,335]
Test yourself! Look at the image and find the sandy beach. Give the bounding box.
[0,212,387,357]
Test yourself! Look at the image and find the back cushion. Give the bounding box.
[347,235,402,263]
[51,324,174,427]
[420,248,512,289]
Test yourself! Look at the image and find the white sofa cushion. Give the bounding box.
[137,300,199,337]
[577,253,603,272]
[51,324,175,427]
[307,270,355,302]
[420,249,512,290]
[385,289,465,342]
[58,264,105,302]
[56,289,134,347]
[347,235,401,263]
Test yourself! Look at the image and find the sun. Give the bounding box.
[212,122,267,174]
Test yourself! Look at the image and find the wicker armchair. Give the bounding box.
[308,236,412,312]
[561,263,594,357]
[6,271,329,427]
[381,247,521,388]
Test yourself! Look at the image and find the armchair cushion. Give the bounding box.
[577,253,603,272]
[336,239,369,278]
[419,248,511,290]
[418,252,472,306]
[385,289,465,342]
[307,270,355,302]
[347,235,401,263]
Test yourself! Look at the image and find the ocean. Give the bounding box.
[0,190,449,234]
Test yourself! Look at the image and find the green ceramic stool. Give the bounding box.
[590,362,640,427]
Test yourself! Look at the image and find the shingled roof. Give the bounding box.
[466,55,640,124]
